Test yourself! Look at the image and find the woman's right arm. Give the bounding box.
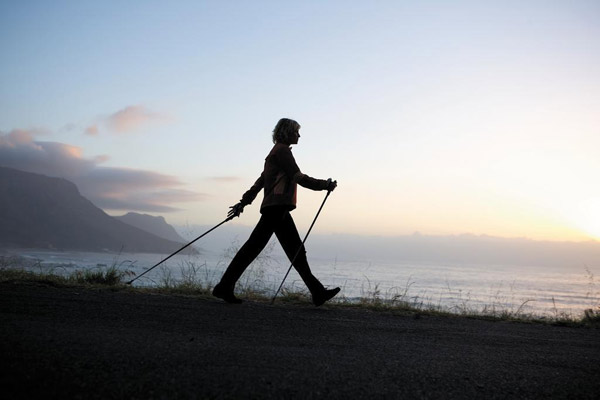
[228,173,264,219]
[240,173,265,206]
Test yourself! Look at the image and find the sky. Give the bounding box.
[1,0,599,242]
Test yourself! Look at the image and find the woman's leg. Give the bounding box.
[216,208,282,292]
[274,212,325,295]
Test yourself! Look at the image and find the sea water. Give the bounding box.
[5,248,598,318]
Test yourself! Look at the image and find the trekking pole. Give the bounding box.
[126,216,234,285]
[271,183,334,304]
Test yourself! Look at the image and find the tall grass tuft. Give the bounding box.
[1,254,135,287]
[582,267,600,325]
[71,265,127,285]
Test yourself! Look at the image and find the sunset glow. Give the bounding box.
[568,199,600,240]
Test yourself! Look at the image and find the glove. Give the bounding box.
[227,202,245,219]
[326,179,337,192]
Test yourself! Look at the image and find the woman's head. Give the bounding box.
[272,118,301,144]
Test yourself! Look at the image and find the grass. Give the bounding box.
[71,265,131,285]
[1,254,598,327]
[0,254,135,287]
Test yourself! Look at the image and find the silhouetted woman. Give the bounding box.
[213,118,340,306]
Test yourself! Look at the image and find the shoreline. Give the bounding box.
[1,267,598,325]
[2,250,598,319]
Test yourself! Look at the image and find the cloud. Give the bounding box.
[106,105,167,133]
[61,123,77,132]
[85,124,99,136]
[0,129,95,177]
[87,186,209,213]
[0,129,38,147]
[94,155,110,163]
[64,105,170,136]
[207,176,242,183]
[0,129,205,213]
[78,170,207,213]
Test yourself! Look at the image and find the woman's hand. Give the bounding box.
[327,179,337,192]
[227,202,245,219]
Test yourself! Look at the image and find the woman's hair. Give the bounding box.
[272,118,300,144]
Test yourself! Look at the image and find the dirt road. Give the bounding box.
[1,281,598,399]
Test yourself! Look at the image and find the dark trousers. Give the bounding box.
[218,206,325,294]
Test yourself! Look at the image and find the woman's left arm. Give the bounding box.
[277,146,332,191]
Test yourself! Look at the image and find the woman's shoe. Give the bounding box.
[313,287,341,307]
[212,283,243,304]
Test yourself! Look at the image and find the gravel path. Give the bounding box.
[1,281,599,399]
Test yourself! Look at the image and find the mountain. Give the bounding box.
[115,212,187,243]
[0,167,190,254]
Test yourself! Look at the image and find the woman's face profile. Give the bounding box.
[288,128,300,145]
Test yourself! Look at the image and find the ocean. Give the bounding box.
[5,247,598,318]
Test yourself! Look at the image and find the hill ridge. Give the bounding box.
[0,166,189,254]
